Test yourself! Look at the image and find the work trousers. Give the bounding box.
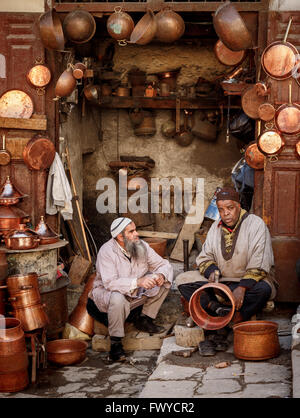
[87,286,169,338]
[178,280,271,322]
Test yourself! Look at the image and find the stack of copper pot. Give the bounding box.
[6,272,49,332]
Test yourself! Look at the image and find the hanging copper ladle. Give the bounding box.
[0,134,11,166]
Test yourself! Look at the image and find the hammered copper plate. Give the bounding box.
[245,142,265,170]
[27,65,51,88]
[23,136,55,170]
[258,130,284,155]
[0,90,34,119]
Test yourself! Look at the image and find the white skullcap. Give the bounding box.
[110,217,132,238]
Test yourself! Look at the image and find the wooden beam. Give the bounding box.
[0,116,47,131]
[54,2,268,13]
[138,230,178,239]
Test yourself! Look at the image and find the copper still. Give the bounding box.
[0,317,29,393]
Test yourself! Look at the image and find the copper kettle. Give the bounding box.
[155,8,185,43]
[54,65,76,100]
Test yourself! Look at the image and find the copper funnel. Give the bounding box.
[68,273,96,336]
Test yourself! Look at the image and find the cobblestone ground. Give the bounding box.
[0,349,159,398]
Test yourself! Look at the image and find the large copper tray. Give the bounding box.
[0,90,33,119]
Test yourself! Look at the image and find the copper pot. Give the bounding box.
[0,318,29,393]
[7,272,39,292]
[8,288,41,309]
[12,303,49,332]
[0,206,29,231]
[4,224,40,250]
[261,17,297,81]
[23,135,56,171]
[214,39,246,66]
[34,216,60,245]
[107,7,134,41]
[84,84,101,102]
[129,9,157,45]
[189,281,235,330]
[213,1,253,51]
[54,66,76,100]
[72,62,86,80]
[274,82,300,135]
[38,8,65,51]
[0,176,27,206]
[63,9,96,44]
[69,273,95,336]
[155,8,185,43]
[46,339,88,366]
[233,320,280,360]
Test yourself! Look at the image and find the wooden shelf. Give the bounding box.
[0,115,47,131]
[94,96,239,110]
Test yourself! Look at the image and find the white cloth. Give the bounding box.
[46,152,73,220]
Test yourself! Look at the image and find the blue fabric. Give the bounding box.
[232,159,254,193]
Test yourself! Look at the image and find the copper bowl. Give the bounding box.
[46,339,88,366]
[63,9,96,44]
[233,320,280,360]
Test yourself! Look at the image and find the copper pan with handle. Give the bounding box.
[274,81,300,135]
[245,120,265,170]
[241,65,265,120]
[261,17,297,81]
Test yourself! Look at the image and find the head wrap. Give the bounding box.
[216,187,240,203]
[110,217,132,238]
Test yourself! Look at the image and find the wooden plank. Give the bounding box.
[0,116,47,130]
[138,230,178,239]
[6,138,29,160]
[170,188,209,262]
[68,255,92,286]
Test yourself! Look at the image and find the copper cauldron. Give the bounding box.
[189,278,235,330]
[213,1,253,51]
[155,8,185,43]
[128,9,157,46]
[0,318,29,393]
[63,9,96,44]
[107,7,134,41]
[233,320,280,360]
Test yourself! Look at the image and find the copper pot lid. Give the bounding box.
[6,224,38,239]
[23,135,56,170]
[0,176,27,201]
[257,130,284,156]
[0,90,34,119]
[35,216,59,238]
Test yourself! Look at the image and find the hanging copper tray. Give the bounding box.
[23,135,56,170]
[0,90,34,119]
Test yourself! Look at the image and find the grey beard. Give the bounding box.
[124,237,147,261]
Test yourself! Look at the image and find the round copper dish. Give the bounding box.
[0,90,34,119]
[46,339,88,366]
[63,9,96,44]
[214,39,246,66]
[27,64,51,88]
[23,135,56,171]
[257,129,285,156]
[0,176,27,206]
[233,320,280,360]
[245,141,265,170]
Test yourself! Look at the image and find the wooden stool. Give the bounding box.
[24,328,47,384]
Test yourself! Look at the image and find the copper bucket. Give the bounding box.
[0,318,29,392]
[189,280,235,330]
[233,320,280,360]
[12,303,49,332]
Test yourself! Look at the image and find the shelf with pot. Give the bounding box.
[93,95,241,110]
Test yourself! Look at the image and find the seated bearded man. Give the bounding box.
[176,187,278,356]
[87,217,173,362]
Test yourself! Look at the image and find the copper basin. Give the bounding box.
[189,282,235,330]
[233,320,280,360]
[46,339,88,366]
